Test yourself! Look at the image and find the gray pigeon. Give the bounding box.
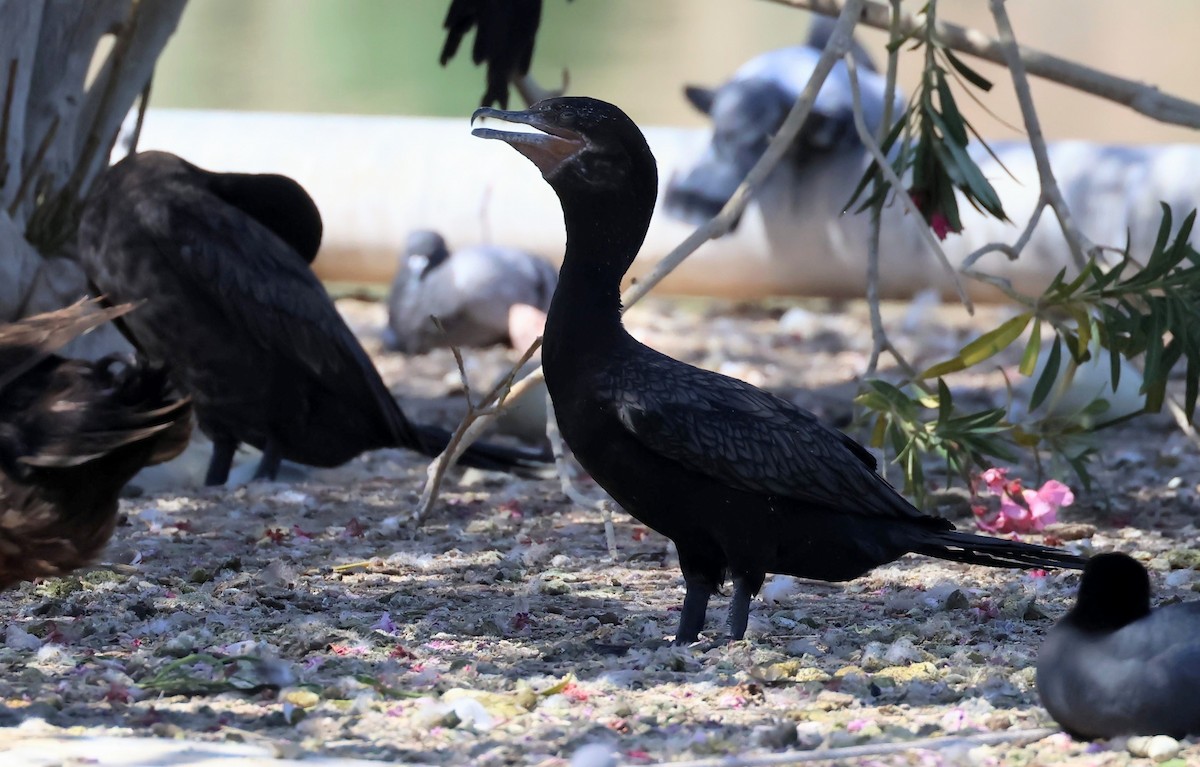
[385,230,557,355]
[1037,552,1200,739]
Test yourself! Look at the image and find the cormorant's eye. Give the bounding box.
[558,109,577,125]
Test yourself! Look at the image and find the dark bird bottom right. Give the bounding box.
[1038,552,1200,739]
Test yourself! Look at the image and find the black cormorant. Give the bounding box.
[79,151,549,485]
[474,96,1085,643]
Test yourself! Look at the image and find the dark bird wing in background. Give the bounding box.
[80,152,550,484]
[0,300,192,589]
[440,0,545,108]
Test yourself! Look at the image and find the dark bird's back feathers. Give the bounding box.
[0,299,192,589]
[79,151,549,485]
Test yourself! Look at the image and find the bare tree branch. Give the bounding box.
[767,0,1200,131]
[988,0,1098,271]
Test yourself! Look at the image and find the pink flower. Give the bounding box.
[979,467,1008,494]
[973,470,1074,534]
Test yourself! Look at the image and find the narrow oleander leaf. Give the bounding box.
[919,355,967,380]
[959,313,1032,367]
[1019,320,1042,377]
[1030,336,1062,410]
[942,48,993,91]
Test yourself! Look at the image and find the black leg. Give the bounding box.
[674,577,712,644]
[253,440,283,481]
[727,575,753,640]
[204,437,237,486]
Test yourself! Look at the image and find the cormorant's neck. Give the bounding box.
[546,188,654,349]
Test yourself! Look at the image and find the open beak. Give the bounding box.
[472,106,586,176]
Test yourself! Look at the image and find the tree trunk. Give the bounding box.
[0,0,186,357]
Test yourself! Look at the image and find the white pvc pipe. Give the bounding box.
[131,108,1132,300]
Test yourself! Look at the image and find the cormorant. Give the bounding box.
[473,96,1086,643]
[1037,552,1200,739]
[0,300,192,589]
[79,151,549,486]
[385,229,557,355]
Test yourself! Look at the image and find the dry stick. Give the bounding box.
[862,0,904,378]
[766,0,1200,131]
[0,59,17,185]
[413,333,544,525]
[988,0,1098,271]
[7,115,58,217]
[621,727,1058,767]
[415,0,870,519]
[125,73,154,159]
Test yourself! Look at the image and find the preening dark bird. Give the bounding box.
[1037,553,1200,739]
[440,0,572,108]
[474,96,1086,643]
[0,299,192,589]
[385,229,557,355]
[79,151,549,486]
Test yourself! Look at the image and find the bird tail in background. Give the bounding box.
[916,529,1087,571]
[411,422,553,478]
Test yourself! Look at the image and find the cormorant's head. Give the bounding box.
[471,96,658,212]
[204,169,324,265]
[1067,552,1151,632]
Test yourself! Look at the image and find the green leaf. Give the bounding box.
[1019,320,1042,376]
[959,313,1032,366]
[937,378,953,425]
[1030,336,1062,410]
[942,49,993,91]
[919,356,967,380]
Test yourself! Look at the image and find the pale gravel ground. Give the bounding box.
[2,296,1199,766]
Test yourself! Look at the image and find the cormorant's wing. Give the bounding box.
[607,350,931,522]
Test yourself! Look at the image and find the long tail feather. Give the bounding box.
[916,529,1087,571]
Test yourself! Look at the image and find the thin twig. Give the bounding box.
[416,0,871,516]
[988,0,1098,271]
[620,727,1058,767]
[0,59,17,185]
[767,0,1200,130]
[413,336,543,525]
[125,72,154,158]
[7,115,58,217]
[861,0,902,377]
[845,55,973,312]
